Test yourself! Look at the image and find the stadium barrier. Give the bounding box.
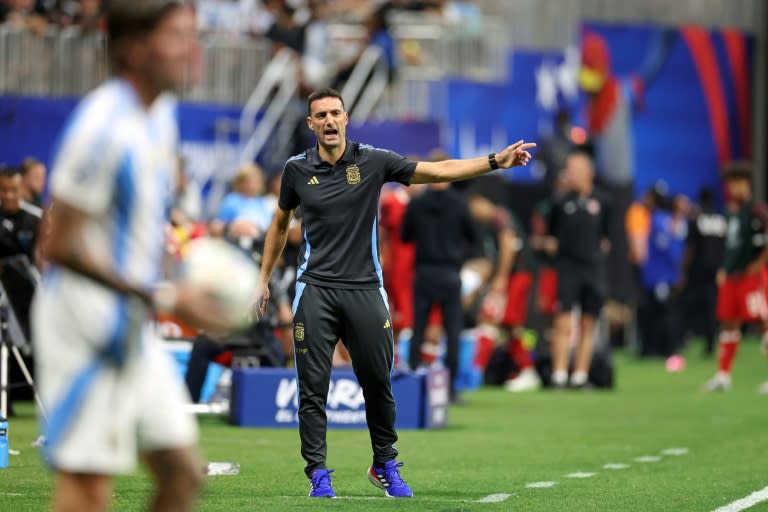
[230,367,449,430]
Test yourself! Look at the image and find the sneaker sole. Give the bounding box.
[308,492,336,499]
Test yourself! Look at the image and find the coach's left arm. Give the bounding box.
[410,140,535,184]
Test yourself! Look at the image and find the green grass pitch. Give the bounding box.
[2,341,767,511]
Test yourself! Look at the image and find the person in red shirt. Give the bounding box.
[380,182,420,343]
[704,163,768,392]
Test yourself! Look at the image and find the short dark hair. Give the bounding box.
[307,88,345,116]
[0,166,21,180]
[106,0,187,71]
[722,160,752,182]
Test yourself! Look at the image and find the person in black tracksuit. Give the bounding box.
[400,182,477,402]
[257,88,534,497]
[548,152,610,388]
[681,188,726,355]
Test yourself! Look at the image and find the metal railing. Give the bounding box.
[0,25,272,104]
[0,25,107,96]
[238,47,299,164]
[390,12,509,83]
[340,45,390,124]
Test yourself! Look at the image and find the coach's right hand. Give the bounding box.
[251,280,271,322]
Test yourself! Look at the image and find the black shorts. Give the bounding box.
[555,261,605,316]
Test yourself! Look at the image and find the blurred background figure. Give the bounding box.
[379,159,422,352]
[401,179,477,403]
[211,163,273,258]
[468,189,540,392]
[536,109,574,187]
[704,163,768,392]
[637,193,688,358]
[19,157,45,209]
[548,152,609,389]
[680,188,726,357]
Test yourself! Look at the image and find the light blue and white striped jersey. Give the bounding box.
[36,79,178,357]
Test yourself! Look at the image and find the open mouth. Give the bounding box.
[324,128,338,137]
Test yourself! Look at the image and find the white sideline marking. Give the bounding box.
[0,493,24,497]
[712,486,768,512]
[477,493,511,503]
[566,472,596,479]
[526,481,557,489]
[634,455,662,463]
[661,447,689,456]
[603,463,630,470]
[280,496,467,502]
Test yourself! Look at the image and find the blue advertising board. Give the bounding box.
[230,367,449,430]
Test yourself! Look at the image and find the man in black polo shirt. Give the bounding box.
[257,88,534,498]
[548,152,609,389]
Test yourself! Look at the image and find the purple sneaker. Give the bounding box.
[309,468,336,498]
[368,460,413,497]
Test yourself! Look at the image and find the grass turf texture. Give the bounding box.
[2,342,767,512]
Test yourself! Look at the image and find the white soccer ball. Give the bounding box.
[181,238,261,329]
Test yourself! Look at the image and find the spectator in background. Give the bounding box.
[548,152,609,389]
[536,109,574,187]
[172,155,203,224]
[472,192,540,392]
[529,172,567,333]
[401,179,477,403]
[0,165,41,338]
[638,194,688,358]
[623,182,665,350]
[19,157,46,209]
[1,0,49,35]
[0,164,41,418]
[211,163,273,251]
[681,188,726,356]
[52,0,102,32]
[379,172,421,348]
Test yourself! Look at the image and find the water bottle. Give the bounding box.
[0,416,8,468]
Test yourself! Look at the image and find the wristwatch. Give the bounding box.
[488,153,499,170]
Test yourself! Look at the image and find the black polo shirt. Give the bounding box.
[549,190,609,267]
[278,140,417,289]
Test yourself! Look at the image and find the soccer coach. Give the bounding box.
[257,88,534,498]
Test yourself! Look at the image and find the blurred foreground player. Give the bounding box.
[704,163,768,392]
[257,87,534,498]
[32,3,232,511]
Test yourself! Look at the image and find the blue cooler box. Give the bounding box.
[231,368,449,430]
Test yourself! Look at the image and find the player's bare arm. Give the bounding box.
[493,227,517,293]
[258,206,296,313]
[411,140,536,184]
[43,199,231,332]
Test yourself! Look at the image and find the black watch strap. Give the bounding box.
[488,153,499,170]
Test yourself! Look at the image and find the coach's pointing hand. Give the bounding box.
[496,140,536,168]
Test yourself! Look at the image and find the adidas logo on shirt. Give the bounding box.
[308,176,319,185]
[383,318,391,329]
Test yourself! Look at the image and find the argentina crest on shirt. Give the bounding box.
[346,164,361,184]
